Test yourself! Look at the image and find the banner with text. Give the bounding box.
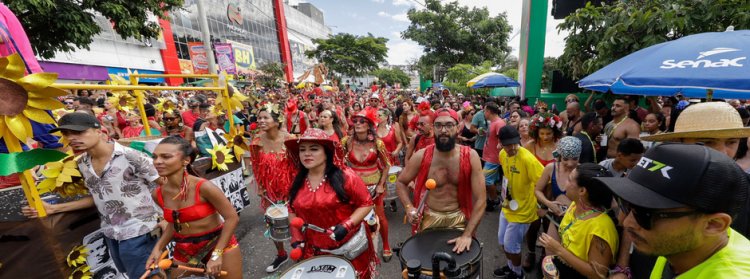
[187,42,209,74]
[228,40,256,75]
[214,43,237,75]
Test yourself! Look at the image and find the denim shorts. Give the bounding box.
[104,233,158,277]
[497,212,531,254]
[483,162,501,186]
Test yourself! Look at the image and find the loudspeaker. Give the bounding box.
[551,70,580,93]
[552,0,614,19]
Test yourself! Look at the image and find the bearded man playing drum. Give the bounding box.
[396,108,487,253]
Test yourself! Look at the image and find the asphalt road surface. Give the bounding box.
[237,174,542,279]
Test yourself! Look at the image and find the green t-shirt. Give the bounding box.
[650,228,750,278]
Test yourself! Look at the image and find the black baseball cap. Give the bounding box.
[498,125,520,146]
[50,112,101,133]
[595,143,749,216]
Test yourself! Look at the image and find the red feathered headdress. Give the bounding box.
[353,107,379,125]
[417,101,431,112]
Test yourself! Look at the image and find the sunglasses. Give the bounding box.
[64,101,74,105]
[164,117,177,121]
[616,197,698,230]
[172,210,183,232]
[354,118,368,124]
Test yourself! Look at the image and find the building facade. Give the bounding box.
[38,0,329,85]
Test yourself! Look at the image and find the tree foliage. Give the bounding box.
[402,0,512,81]
[305,33,388,78]
[256,62,285,89]
[557,0,750,79]
[5,0,183,59]
[442,62,492,94]
[371,67,411,87]
[541,57,558,92]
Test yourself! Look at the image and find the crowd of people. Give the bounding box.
[18,81,750,279]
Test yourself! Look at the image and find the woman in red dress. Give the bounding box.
[248,103,297,273]
[376,108,403,166]
[341,107,393,262]
[286,128,378,279]
[318,109,344,143]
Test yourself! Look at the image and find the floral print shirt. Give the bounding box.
[78,142,161,240]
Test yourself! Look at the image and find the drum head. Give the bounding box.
[389,166,403,174]
[279,256,357,279]
[265,204,288,217]
[399,229,481,271]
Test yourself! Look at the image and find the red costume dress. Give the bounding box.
[289,169,378,278]
[380,125,399,165]
[412,145,474,234]
[249,134,296,208]
[156,179,239,265]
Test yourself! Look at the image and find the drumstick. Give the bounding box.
[291,217,332,234]
[158,259,228,276]
[139,250,169,279]
[415,179,437,218]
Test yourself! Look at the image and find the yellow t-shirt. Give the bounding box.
[558,202,619,262]
[650,228,750,278]
[499,147,543,223]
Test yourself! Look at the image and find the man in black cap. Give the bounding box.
[22,112,162,278]
[596,143,750,278]
[493,125,544,279]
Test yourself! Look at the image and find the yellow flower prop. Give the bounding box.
[107,92,135,112]
[37,153,88,198]
[207,144,234,171]
[66,245,88,267]
[156,98,177,114]
[0,53,67,144]
[68,265,92,279]
[214,85,248,114]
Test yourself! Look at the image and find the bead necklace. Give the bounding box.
[306,175,327,193]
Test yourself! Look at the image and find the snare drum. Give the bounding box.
[396,229,482,279]
[265,205,290,241]
[279,256,358,279]
[384,166,402,201]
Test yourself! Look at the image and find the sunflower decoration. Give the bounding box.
[107,73,141,111]
[0,53,68,144]
[66,245,88,268]
[214,84,248,114]
[156,97,177,115]
[206,144,235,171]
[37,152,88,198]
[68,264,92,279]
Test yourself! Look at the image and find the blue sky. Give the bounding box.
[292,0,567,65]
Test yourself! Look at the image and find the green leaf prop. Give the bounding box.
[0,149,68,176]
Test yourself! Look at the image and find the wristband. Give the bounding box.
[610,265,632,279]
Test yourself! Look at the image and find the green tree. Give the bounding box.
[256,62,285,89]
[442,62,492,94]
[557,0,750,79]
[5,0,183,59]
[371,67,411,88]
[305,33,388,78]
[502,69,518,81]
[402,0,512,81]
[541,57,557,92]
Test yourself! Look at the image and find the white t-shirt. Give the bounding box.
[599,159,627,177]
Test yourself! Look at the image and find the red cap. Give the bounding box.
[433,108,459,123]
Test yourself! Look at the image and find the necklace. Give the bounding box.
[306,175,327,193]
[560,207,601,236]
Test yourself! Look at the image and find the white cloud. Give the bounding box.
[387,40,423,65]
[391,13,409,22]
[373,0,385,2]
[377,11,391,17]
[393,0,413,7]
[390,31,402,39]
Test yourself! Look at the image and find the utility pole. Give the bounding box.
[197,0,217,74]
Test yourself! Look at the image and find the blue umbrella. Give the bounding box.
[469,72,520,89]
[578,30,750,98]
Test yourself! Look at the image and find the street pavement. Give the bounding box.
[236,175,542,278]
